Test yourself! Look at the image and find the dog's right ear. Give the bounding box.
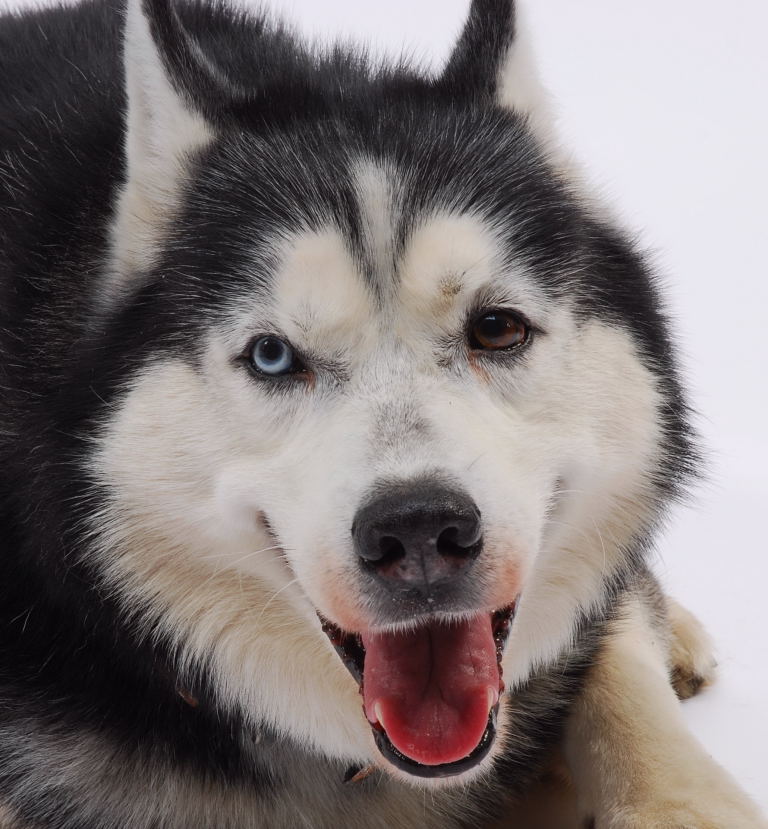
[110,0,227,296]
[442,1,556,148]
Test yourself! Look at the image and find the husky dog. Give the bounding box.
[0,0,764,826]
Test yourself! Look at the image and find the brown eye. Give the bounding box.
[469,311,530,351]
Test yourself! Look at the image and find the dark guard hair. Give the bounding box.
[0,0,695,826]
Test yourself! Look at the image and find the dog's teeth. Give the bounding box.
[373,701,385,728]
[487,687,499,711]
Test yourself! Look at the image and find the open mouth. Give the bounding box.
[320,604,516,778]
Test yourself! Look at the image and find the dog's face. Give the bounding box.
[89,0,688,783]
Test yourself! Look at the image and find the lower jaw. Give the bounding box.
[371,708,499,779]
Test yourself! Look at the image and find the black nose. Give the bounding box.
[352,481,482,593]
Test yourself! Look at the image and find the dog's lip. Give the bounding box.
[319,617,365,685]
[318,602,517,778]
[371,708,499,778]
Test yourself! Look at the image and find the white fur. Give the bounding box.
[271,228,377,355]
[351,159,398,295]
[494,1,605,206]
[495,2,558,152]
[89,360,375,764]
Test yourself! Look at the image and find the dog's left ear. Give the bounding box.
[110,0,233,300]
[442,0,555,146]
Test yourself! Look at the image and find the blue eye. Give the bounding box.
[249,336,298,376]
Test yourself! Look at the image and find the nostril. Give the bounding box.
[436,525,482,559]
[436,526,461,556]
[378,535,406,565]
[355,529,407,565]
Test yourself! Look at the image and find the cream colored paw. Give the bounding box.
[665,597,717,700]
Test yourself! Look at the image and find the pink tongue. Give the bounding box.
[361,615,499,766]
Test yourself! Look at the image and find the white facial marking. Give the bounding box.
[399,213,500,318]
[503,320,663,687]
[272,229,376,353]
[90,361,376,763]
[352,158,397,293]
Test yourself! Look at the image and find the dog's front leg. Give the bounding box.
[564,596,766,828]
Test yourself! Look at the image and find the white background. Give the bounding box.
[5,0,766,811]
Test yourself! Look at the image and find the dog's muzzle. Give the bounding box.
[316,479,517,777]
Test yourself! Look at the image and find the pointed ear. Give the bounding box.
[442,1,556,147]
[110,0,218,293]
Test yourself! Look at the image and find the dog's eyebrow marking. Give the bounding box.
[398,213,501,320]
[272,228,375,352]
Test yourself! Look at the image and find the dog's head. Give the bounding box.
[88,0,692,783]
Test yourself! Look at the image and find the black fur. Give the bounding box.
[442,0,516,99]
[0,0,694,826]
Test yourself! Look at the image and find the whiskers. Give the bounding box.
[542,513,619,576]
[254,577,301,625]
[192,543,302,622]
[194,544,286,593]
[199,544,284,569]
